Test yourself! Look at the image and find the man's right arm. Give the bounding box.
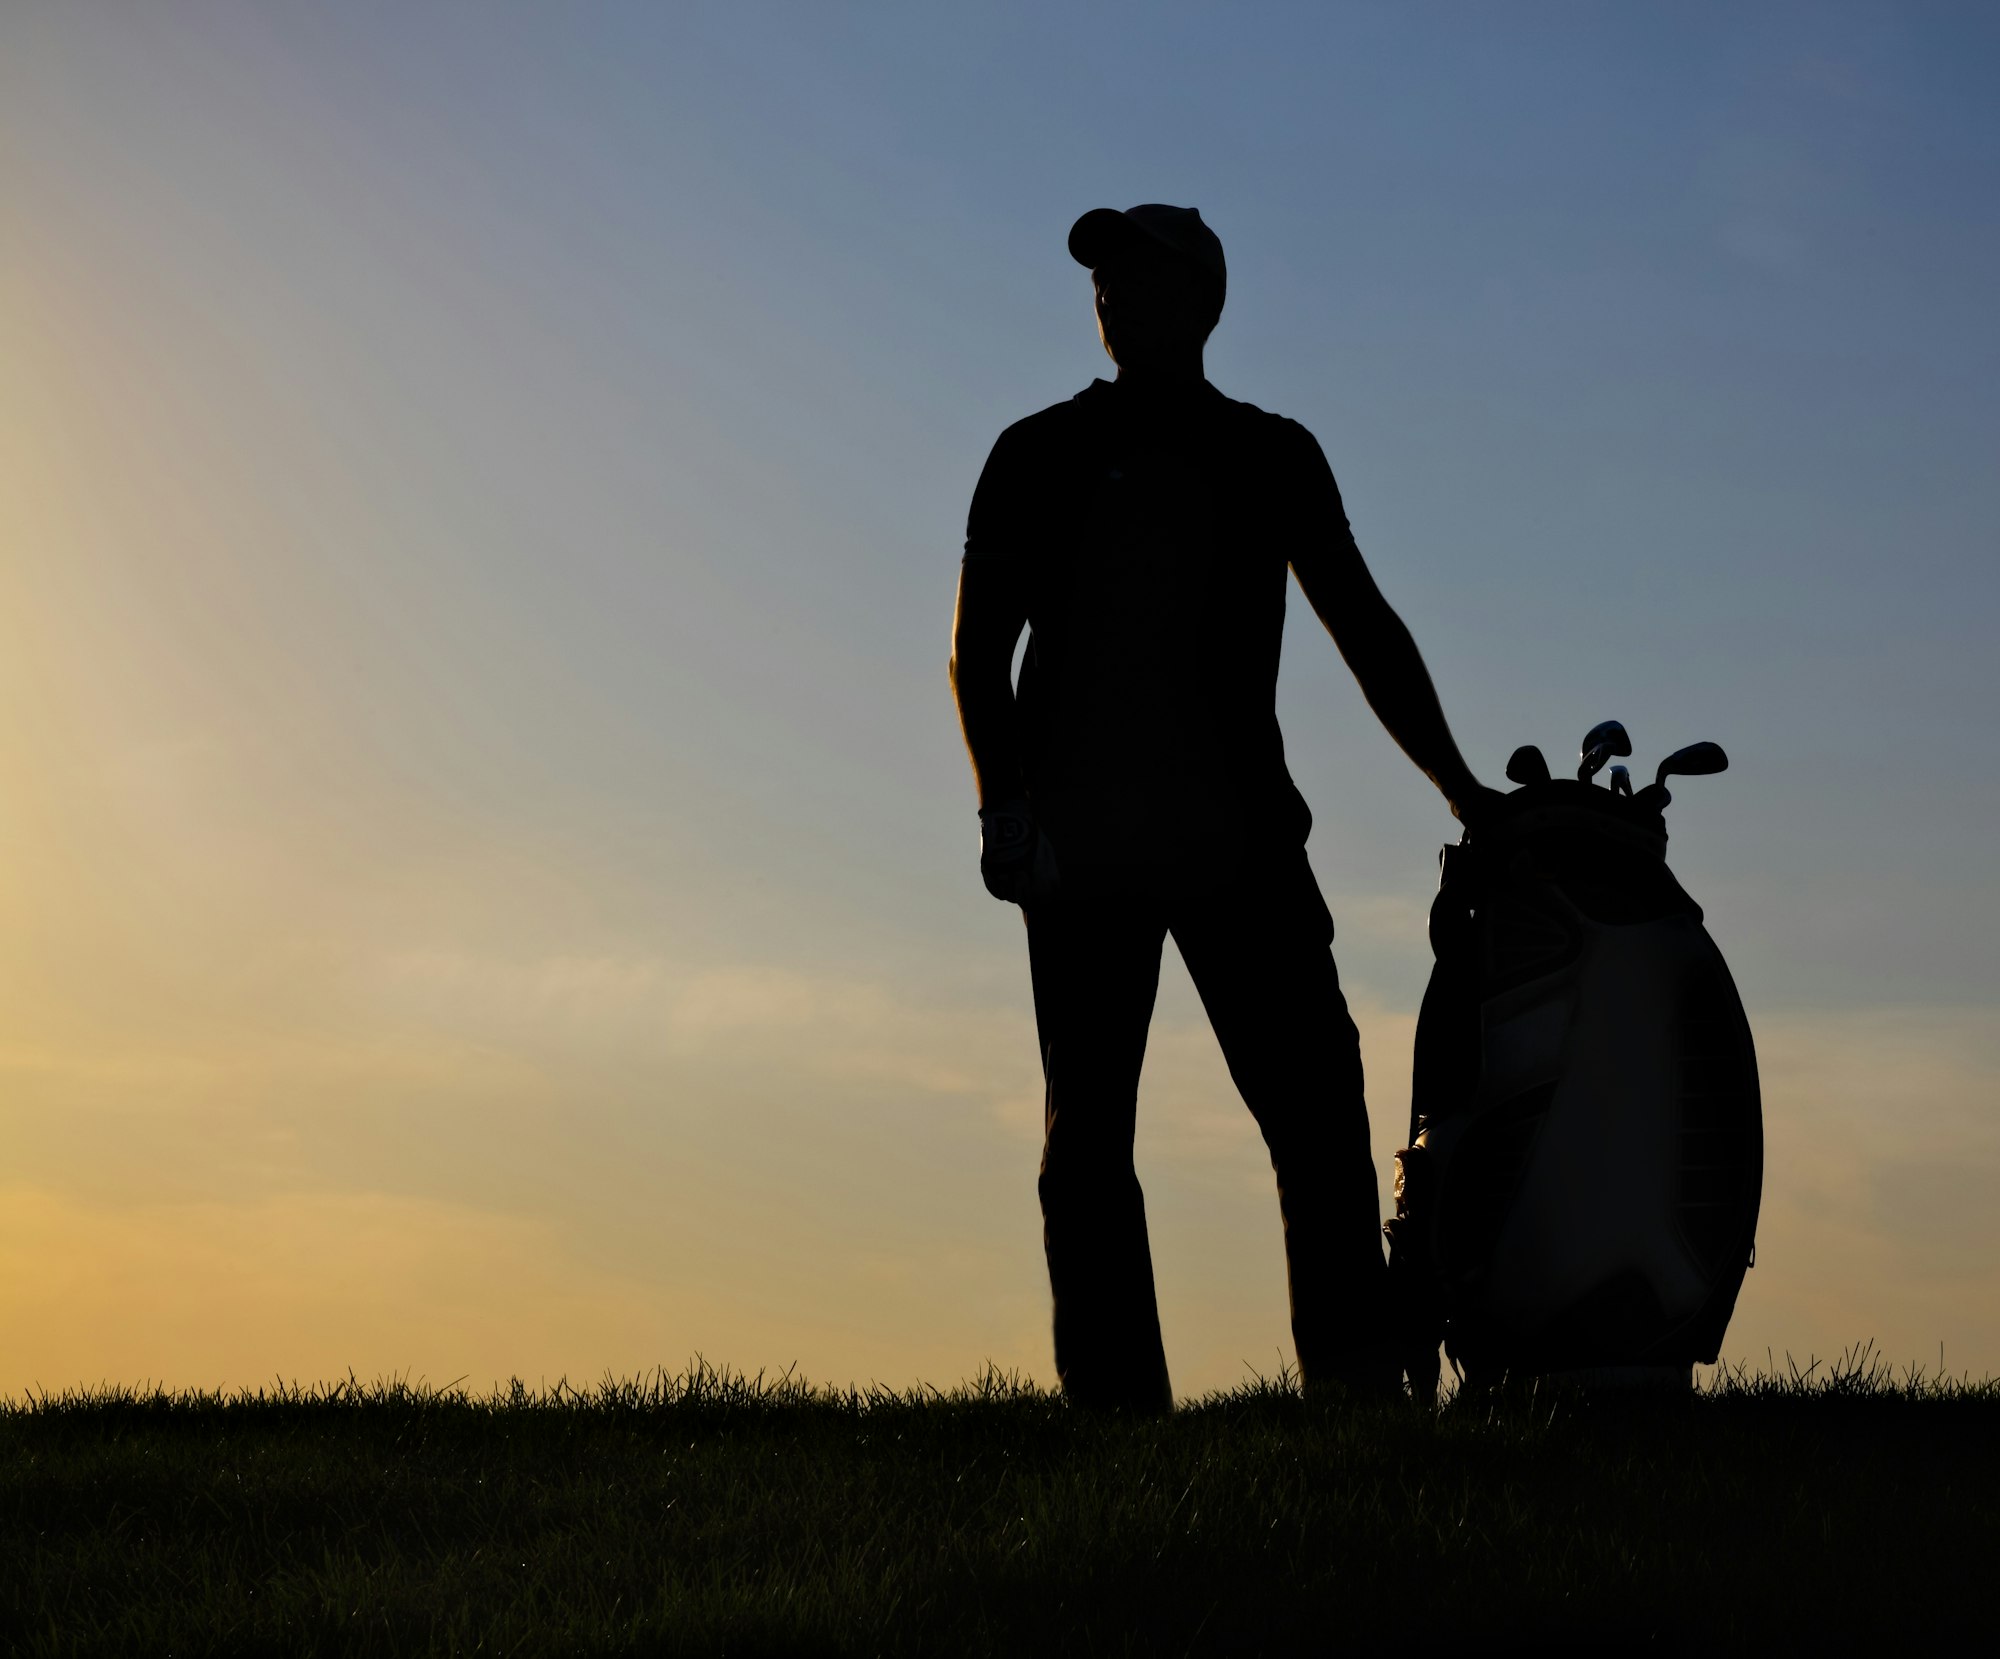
[948,557,1028,810]
[952,548,1061,902]
[952,422,1062,903]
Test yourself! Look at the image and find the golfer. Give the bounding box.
[951,204,1496,1409]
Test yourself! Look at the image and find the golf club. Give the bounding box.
[1609,764,1632,798]
[1654,741,1728,789]
[1577,719,1631,783]
[1506,744,1551,786]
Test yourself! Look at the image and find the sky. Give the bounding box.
[2,0,1996,1400]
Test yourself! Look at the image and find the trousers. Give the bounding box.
[1024,851,1390,1409]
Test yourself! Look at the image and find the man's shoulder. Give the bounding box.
[991,384,1102,449]
[1209,388,1320,450]
[966,388,1101,543]
[986,382,1326,470]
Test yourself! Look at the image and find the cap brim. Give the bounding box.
[1068,207,1161,270]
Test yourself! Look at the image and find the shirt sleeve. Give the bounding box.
[1275,416,1388,620]
[962,421,1035,566]
[1285,418,1359,548]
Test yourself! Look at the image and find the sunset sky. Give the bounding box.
[4,1,1996,1399]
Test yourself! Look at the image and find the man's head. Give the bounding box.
[1069,204,1226,372]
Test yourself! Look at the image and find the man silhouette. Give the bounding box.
[951,204,1497,1409]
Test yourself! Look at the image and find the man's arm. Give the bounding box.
[948,558,1028,810]
[1291,529,1496,825]
[950,558,1060,902]
[951,421,1061,903]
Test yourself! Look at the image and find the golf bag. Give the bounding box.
[1384,771,1762,1394]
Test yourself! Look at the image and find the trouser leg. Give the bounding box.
[1172,855,1392,1391]
[1024,894,1173,1410]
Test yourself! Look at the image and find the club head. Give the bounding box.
[1633,781,1671,814]
[1609,764,1632,798]
[1579,720,1631,761]
[1505,744,1551,786]
[1654,741,1729,789]
[1576,719,1630,782]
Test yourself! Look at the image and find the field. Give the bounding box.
[4,1350,1993,1654]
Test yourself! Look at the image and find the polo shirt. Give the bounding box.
[964,376,1356,894]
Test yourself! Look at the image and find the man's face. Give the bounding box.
[1091,251,1217,368]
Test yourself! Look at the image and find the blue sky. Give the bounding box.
[2,1,1996,1395]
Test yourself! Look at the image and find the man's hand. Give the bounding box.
[1449,783,1508,833]
[979,801,1061,904]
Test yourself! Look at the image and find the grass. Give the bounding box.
[3,1348,1994,1655]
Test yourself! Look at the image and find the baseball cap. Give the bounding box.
[1068,204,1227,302]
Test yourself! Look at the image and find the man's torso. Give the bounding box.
[966,378,1351,892]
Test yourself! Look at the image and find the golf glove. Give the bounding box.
[978,801,1060,904]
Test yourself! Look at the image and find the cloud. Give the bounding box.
[378,946,676,1026]
[1322,891,1433,951]
[1790,56,1862,102]
[9,916,1999,1395]
[368,947,1046,1123]
[0,1183,1054,1401]
[364,943,1426,1177]
[1725,1005,2000,1374]
[1094,993,2000,1381]
[1701,129,1828,276]
[0,1186,674,1398]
